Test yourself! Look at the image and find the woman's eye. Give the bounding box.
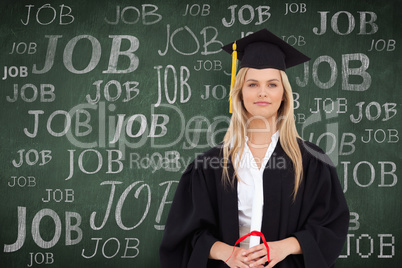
[268,83,277,87]
[248,83,257,87]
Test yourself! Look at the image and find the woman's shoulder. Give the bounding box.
[296,138,335,168]
[297,138,324,154]
[194,144,224,162]
[178,145,225,190]
[182,144,224,173]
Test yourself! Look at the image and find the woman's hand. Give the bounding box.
[225,246,257,268]
[210,241,257,268]
[210,237,301,268]
[246,237,302,268]
[242,243,268,267]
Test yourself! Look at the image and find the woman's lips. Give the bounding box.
[254,101,271,106]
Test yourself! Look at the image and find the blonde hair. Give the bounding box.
[222,68,303,200]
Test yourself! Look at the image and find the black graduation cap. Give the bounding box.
[222,29,310,112]
[222,28,310,71]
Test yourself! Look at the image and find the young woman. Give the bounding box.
[160,29,349,268]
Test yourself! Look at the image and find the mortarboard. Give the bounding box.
[222,29,310,112]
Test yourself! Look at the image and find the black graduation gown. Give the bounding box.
[159,140,349,268]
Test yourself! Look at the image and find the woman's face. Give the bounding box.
[241,68,284,122]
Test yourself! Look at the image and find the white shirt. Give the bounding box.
[236,131,280,248]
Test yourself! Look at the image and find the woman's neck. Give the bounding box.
[246,116,277,148]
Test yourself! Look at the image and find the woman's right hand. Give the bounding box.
[209,241,264,268]
[225,246,251,268]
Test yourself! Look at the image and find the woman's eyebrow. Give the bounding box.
[245,78,280,82]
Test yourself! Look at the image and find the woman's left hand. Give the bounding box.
[242,243,268,267]
[243,237,302,268]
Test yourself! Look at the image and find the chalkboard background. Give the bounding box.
[1,0,401,267]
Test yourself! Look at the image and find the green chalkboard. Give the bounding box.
[1,0,401,267]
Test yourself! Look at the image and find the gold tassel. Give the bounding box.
[229,42,237,113]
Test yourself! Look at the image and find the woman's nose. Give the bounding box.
[258,88,267,98]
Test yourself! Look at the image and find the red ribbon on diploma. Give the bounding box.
[225,230,270,263]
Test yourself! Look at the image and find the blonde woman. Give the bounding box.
[160,29,349,268]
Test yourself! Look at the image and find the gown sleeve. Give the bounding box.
[159,159,220,268]
[292,142,350,267]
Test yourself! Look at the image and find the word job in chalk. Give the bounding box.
[31,35,139,75]
[2,66,28,80]
[104,4,162,25]
[182,4,211,17]
[21,4,74,25]
[313,11,378,35]
[284,2,307,15]
[6,83,55,102]
[8,42,37,55]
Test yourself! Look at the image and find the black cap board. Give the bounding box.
[222,29,310,71]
